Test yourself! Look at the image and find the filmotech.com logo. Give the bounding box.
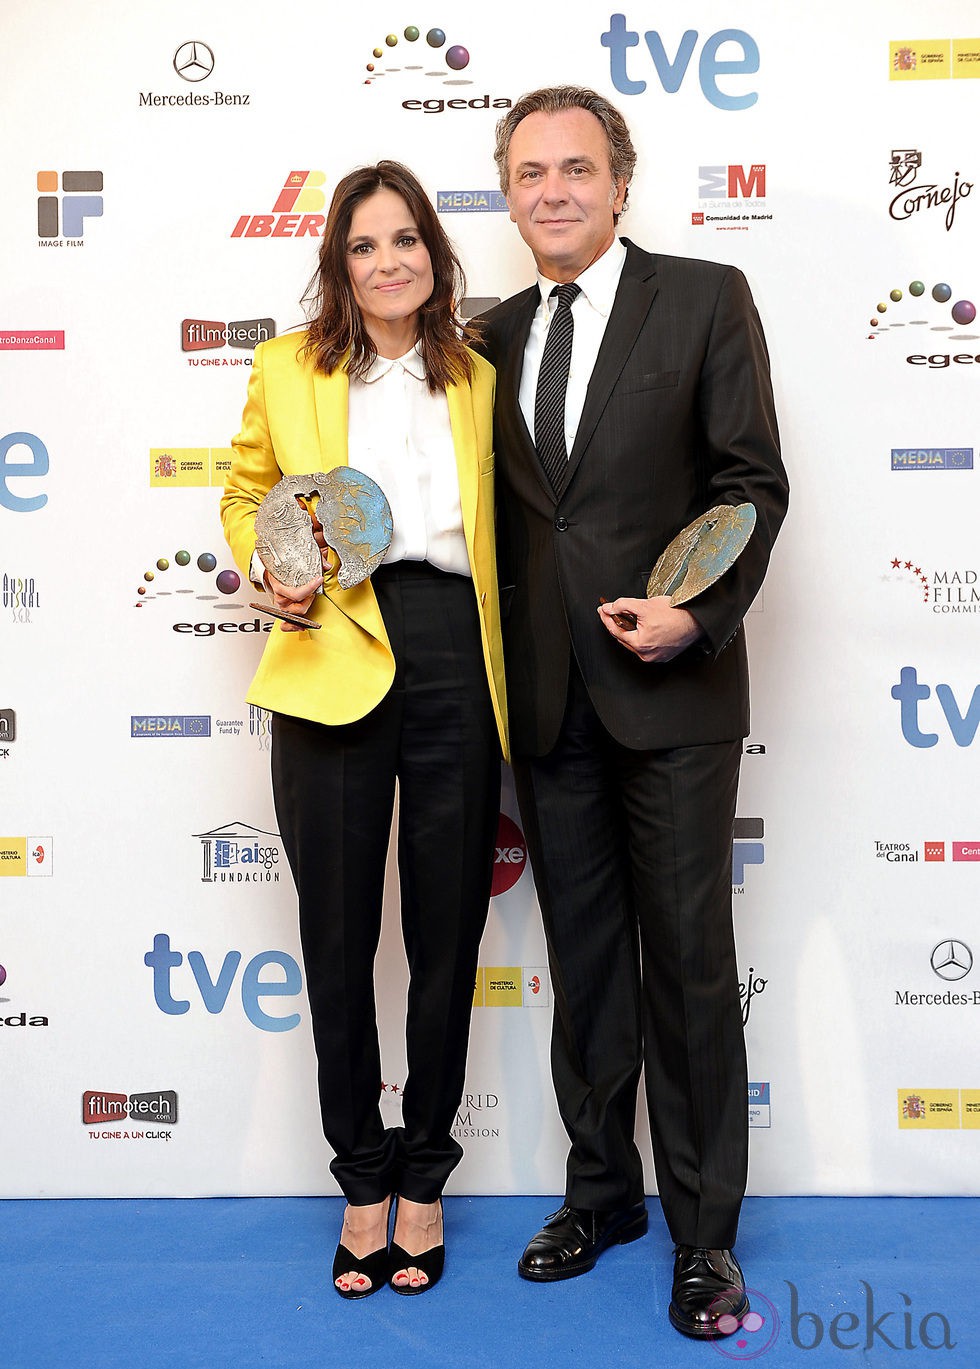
[83,1089,178,1137]
[181,316,275,364]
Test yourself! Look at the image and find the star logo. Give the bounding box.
[173,41,215,83]
[930,940,973,981]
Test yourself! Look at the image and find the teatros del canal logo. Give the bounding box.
[883,557,980,614]
[193,822,282,884]
[231,171,326,239]
[892,667,980,747]
[866,274,978,354]
[691,162,769,231]
[888,149,972,232]
[891,447,973,471]
[37,171,102,242]
[875,840,979,863]
[131,715,211,738]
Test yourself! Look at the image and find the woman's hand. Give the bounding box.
[263,569,323,632]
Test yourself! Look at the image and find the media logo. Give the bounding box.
[193,821,282,883]
[891,447,973,471]
[888,149,972,232]
[884,557,980,614]
[3,573,39,622]
[0,837,53,877]
[145,932,303,1032]
[0,331,64,351]
[890,39,980,82]
[37,171,102,241]
[131,715,211,738]
[173,41,214,81]
[732,817,764,888]
[181,316,275,363]
[931,941,972,981]
[891,666,980,747]
[437,190,507,214]
[231,171,326,239]
[132,545,245,620]
[0,433,48,512]
[491,813,527,897]
[692,163,770,230]
[473,966,550,1008]
[898,1088,980,1129]
[83,1090,178,1139]
[149,448,233,488]
[748,1082,771,1129]
[603,18,760,110]
[866,276,978,353]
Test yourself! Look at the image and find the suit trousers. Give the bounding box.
[271,562,500,1205]
[513,661,748,1247]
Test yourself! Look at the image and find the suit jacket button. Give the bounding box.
[554,516,568,532]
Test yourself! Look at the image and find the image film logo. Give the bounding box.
[732,817,763,888]
[231,171,326,239]
[362,24,471,85]
[37,171,102,239]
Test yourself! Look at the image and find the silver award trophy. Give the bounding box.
[249,468,393,629]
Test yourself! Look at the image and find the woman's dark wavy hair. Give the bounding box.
[301,161,476,392]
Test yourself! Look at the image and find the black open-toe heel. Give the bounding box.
[388,1198,445,1296]
[332,1241,390,1300]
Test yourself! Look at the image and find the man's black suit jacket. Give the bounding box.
[480,239,789,758]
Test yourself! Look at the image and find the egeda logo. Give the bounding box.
[602,16,759,109]
[145,933,302,1031]
[892,666,980,746]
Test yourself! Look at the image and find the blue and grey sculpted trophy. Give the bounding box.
[249,468,393,629]
[603,503,757,629]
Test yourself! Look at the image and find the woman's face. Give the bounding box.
[346,188,434,343]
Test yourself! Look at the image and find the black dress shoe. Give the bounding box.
[668,1245,749,1337]
[517,1202,648,1281]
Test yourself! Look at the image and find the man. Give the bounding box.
[478,87,788,1337]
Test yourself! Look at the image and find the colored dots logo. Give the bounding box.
[134,548,241,608]
[868,278,978,336]
[709,1288,780,1361]
[363,21,471,84]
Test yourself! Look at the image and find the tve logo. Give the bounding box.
[144,933,302,1031]
[0,433,48,512]
[892,666,980,747]
[602,16,759,109]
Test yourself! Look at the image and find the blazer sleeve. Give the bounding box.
[219,342,283,582]
[685,266,789,654]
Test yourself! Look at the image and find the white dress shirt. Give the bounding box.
[519,237,627,456]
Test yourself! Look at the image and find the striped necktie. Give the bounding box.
[534,282,581,494]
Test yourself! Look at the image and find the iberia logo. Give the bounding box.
[363,24,471,84]
[231,171,326,239]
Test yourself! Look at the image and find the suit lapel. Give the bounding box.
[498,290,559,503]
[564,244,659,492]
[447,380,478,550]
[311,366,350,470]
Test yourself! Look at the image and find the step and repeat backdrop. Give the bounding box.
[2,0,979,1197]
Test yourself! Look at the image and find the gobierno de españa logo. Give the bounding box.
[362,24,471,84]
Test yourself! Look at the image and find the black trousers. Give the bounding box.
[271,562,500,1205]
[513,662,747,1248]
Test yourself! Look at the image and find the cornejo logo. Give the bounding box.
[888,148,972,232]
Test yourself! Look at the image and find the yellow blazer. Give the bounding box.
[221,332,508,759]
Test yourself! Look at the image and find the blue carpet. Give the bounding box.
[3,1196,975,1367]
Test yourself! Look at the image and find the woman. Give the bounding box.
[221,162,507,1298]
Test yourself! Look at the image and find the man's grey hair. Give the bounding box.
[493,85,636,219]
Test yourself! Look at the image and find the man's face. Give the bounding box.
[505,108,627,282]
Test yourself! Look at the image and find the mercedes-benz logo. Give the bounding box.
[930,940,973,981]
[174,41,215,83]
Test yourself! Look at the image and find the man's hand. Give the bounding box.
[598,595,705,663]
[264,569,322,633]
